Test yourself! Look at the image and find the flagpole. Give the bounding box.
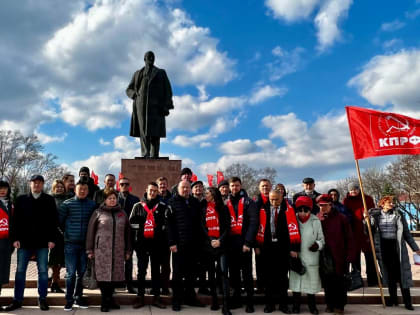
[355,159,386,307]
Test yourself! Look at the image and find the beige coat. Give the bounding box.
[86,205,131,282]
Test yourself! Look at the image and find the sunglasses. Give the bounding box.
[297,207,310,213]
[119,183,130,186]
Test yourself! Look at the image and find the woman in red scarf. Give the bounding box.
[203,187,231,315]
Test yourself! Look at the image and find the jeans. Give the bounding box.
[64,243,87,303]
[14,248,49,302]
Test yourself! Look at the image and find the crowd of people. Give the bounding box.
[0,167,419,315]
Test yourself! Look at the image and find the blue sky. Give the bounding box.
[1,0,420,191]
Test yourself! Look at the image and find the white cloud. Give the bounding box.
[382,38,403,50]
[265,0,353,51]
[99,138,111,146]
[348,49,420,113]
[219,139,257,155]
[380,20,406,32]
[314,0,352,51]
[249,85,287,104]
[269,46,305,81]
[35,131,68,144]
[0,0,236,134]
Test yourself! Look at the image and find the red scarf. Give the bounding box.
[141,202,158,239]
[285,201,301,245]
[205,202,220,238]
[0,206,9,240]
[256,208,266,244]
[299,214,310,224]
[261,193,269,205]
[227,197,244,235]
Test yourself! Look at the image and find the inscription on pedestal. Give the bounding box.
[121,159,181,198]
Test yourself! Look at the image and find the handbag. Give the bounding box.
[346,268,363,291]
[319,247,335,276]
[290,256,306,275]
[83,258,98,290]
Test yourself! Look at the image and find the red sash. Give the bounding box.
[285,201,301,245]
[227,197,244,235]
[0,206,9,240]
[261,193,268,205]
[141,202,158,239]
[256,208,266,244]
[205,202,220,238]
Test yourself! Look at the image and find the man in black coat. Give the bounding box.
[78,166,99,200]
[166,181,206,311]
[126,51,174,158]
[118,177,140,294]
[293,177,321,214]
[7,175,57,311]
[226,177,258,313]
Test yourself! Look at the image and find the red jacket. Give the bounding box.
[343,193,375,252]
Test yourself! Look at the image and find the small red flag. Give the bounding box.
[346,106,420,160]
[116,172,124,191]
[91,170,99,185]
[191,172,198,182]
[207,174,214,187]
[216,171,224,185]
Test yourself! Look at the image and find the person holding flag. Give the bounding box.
[129,182,168,309]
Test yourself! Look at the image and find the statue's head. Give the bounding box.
[144,51,155,67]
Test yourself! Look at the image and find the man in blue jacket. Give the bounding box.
[59,179,96,311]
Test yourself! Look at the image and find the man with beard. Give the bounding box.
[226,177,258,313]
[293,178,321,214]
[166,181,206,311]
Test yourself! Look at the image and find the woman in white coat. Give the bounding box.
[289,196,325,314]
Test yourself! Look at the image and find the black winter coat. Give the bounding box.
[11,192,57,249]
[129,197,168,248]
[166,194,206,250]
[118,192,140,217]
[226,190,258,248]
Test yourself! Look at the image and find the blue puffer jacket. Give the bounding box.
[59,196,96,244]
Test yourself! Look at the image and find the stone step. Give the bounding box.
[1,287,420,306]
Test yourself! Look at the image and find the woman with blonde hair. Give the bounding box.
[367,195,420,310]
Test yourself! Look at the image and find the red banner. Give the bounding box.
[207,174,214,187]
[216,171,224,185]
[346,106,420,160]
[191,172,198,182]
[91,170,99,185]
[116,172,124,191]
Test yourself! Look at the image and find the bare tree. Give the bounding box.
[223,163,277,198]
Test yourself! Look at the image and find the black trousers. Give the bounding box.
[98,282,114,305]
[255,248,264,291]
[125,257,133,287]
[227,240,253,298]
[323,274,347,311]
[260,243,289,306]
[172,247,198,304]
[136,243,164,296]
[160,248,171,292]
[140,136,160,158]
[353,249,377,285]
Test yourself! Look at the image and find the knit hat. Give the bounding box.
[191,181,203,189]
[79,166,90,176]
[302,177,315,184]
[295,196,313,210]
[348,181,360,191]
[218,179,229,189]
[180,167,192,176]
[316,194,333,204]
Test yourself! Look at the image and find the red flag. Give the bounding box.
[191,172,198,182]
[116,172,124,191]
[91,170,99,185]
[346,106,420,160]
[216,171,224,185]
[207,174,214,187]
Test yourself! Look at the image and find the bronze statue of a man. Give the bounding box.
[126,51,174,158]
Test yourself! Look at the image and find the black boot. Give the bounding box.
[230,291,242,309]
[307,294,318,314]
[51,282,65,293]
[386,284,398,306]
[292,292,301,314]
[221,277,232,315]
[402,288,414,310]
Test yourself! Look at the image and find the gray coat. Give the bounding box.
[86,205,131,282]
[369,208,419,288]
[0,200,12,285]
[289,214,325,294]
[126,66,173,138]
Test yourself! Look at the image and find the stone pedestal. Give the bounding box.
[121,158,181,198]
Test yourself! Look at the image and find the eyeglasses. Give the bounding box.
[120,183,129,186]
[297,208,310,213]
